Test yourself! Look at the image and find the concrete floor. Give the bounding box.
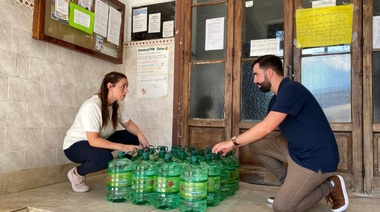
[0,174,379,212]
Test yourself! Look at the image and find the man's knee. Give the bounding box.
[273,200,295,212]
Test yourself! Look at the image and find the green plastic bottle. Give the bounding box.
[203,154,221,206]
[176,151,189,170]
[106,152,133,202]
[220,153,236,196]
[151,154,181,210]
[213,153,227,201]
[228,151,240,191]
[179,156,208,212]
[131,152,156,205]
[131,149,143,163]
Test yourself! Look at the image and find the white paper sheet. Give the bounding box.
[250,38,280,57]
[374,16,380,49]
[163,20,174,38]
[312,0,336,8]
[133,7,148,33]
[94,0,109,37]
[205,17,225,51]
[148,13,161,33]
[73,9,91,28]
[107,6,121,45]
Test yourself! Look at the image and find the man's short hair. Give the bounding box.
[252,55,284,77]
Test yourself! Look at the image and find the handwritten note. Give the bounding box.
[295,4,353,48]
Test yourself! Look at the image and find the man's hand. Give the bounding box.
[212,140,234,156]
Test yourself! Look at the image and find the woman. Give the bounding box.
[63,71,149,192]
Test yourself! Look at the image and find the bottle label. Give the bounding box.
[179,180,207,200]
[155,176,180,193]
[107,172,132,187]
[207,176,220,192]
[131,175,155,192]
[227,169,235,183]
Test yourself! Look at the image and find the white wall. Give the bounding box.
[0,0,175,174]
[121,0,175,148]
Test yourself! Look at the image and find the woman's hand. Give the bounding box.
[137,134,149,148]
[121,144,140,155]
[212,140,234,156]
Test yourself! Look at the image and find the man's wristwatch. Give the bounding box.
[231,136,239,146]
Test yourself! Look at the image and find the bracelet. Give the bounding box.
[231,136,239,146]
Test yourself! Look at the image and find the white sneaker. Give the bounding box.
[267,197,275,204]
[67,167,89,192]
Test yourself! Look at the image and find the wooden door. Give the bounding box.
[175,0,365,192]
[178,0,235,150]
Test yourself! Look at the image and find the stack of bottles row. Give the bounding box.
[106,145,240,212]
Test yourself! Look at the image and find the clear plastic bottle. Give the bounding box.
[202,154,221,206]
[151,154,181,210]
[131,152,156,205]
[106,152,133,202]
[179,156,208,212]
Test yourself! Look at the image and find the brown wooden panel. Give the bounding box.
[188,127,225,150]
[374,134,380,175]
[239,131,283,185]
[240,131,281,165]
[335,132,352,173]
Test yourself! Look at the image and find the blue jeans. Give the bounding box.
[64,130,139,176]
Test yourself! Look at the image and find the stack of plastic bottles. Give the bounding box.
[105,145,240,212]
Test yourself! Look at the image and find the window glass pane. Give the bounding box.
[242,0,284,58]
[301,54,351,122]
[190,63,225,119]
[375,0,380,16]
[302,45,350,55]
[373,53,380,122]
[241,62,273,121]
[192,4,227,61]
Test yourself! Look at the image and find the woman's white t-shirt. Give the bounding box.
[63,95,130,150]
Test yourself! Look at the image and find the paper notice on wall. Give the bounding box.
[373,16,380,49]
[163,20,174,37]
[55,0,69,23]
[133,7,148,33]
[107,6,121,45]
[94,0,109,37]
[137,46,170,98]
[250,38,280,57]
[148,13,161,33]
[205,17,225,51]
[312,0,336,8]
[295,4,353,48]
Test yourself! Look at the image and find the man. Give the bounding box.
[212,55,349,212]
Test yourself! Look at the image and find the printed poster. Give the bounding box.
[137,46,170,98]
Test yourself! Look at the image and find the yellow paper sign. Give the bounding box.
[295,4,353,48]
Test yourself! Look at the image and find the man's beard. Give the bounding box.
[258,76,271,92]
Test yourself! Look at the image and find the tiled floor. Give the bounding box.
[0,174,379,212]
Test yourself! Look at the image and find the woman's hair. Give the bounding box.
[98,71,127,129]
[252,55,284,77]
